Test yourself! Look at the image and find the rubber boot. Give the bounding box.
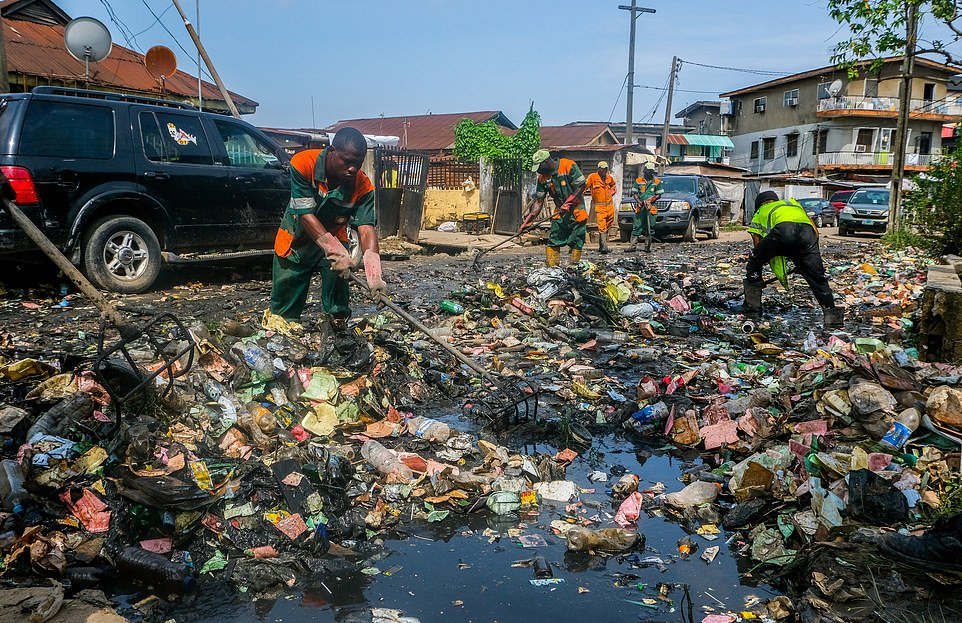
[742,279,763,317]
[545,246,561,267]
[628,236,638,252]
[822,306,844,329]
[570,249,583,264]
[598,234,610,254]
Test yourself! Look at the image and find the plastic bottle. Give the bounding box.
[594,330,629,344]
[439,300,465,315]
[26,392,94,441]
[231,343,274,376]
[360,440,413,480]
[880,407,921,451]
[611,474,640,499]
[624,402,670,433]
[407,416,451,443]
[0,460,27,513]
[246,404,278,435]
[114,546,194,593]
[65,566,107,589]
[533,555,553,579]
[565,526,639,553]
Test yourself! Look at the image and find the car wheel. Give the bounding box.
[346,226,363,267]
[815,215,823,228]
[83,216,162,293]
[682,215,696,242]
[838,225,848,237]
[709,217,720,240]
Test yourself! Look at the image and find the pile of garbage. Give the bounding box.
[0,242,958,622]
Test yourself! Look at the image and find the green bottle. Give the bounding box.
[439,300,465,314]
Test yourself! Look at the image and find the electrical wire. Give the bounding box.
[607,73,629,123]
[132,2,174,39]
[99,0,143,52]
[680,59,790,76]
[139,0,215,82]
[634,84,724,95]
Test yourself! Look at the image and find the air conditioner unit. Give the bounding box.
[854,145,867,153]
[785,97,798,107]
[755,103,766,113]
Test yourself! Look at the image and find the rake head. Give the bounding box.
[462,376,539,429]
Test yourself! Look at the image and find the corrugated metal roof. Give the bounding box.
[682,134,734,148]
[2,18,258,112]
[539,124,617,148]
[325,111,516,151]
[667,134,687,145]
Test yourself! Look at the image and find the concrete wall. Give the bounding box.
[422,188,481,228]
[919,256,962,365]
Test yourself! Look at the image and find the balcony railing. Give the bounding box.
[817,151,938,167]
[817,96,962,117]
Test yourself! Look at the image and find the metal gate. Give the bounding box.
[491,159,525,235]
[374,147,429,242]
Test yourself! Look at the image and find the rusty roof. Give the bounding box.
[325,111,516,151]
[2,18,258,112]
[539,123,618,148]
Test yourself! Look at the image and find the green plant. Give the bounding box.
[453,106,541,164]
[922,472,962,521]
[880,227,924,251]
[903,146,962,255]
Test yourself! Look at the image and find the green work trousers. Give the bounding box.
[631,210,655,239]
[270,243,350,321]
[548,214,587,250]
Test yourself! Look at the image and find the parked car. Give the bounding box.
[0,87,294,293]
[797,198,838,227]
[828,189,855,215]
[838,187,890,236]
[618,174,722,242]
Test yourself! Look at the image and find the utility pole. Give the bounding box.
[170,0,239,118]
[889,1,919,233]
[0,13,9,94]
[659,56,679,173]
[618,3,656,146]
[196,0,202,110]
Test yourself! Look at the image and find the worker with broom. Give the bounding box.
[521,149,588,267]
[269,127,387,327]
[628,163,663,252]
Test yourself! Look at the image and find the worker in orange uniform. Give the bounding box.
[583,161,617,254]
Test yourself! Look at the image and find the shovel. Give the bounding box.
[2,198,194,436]
[349,273,538,428]
[471,207,552,272]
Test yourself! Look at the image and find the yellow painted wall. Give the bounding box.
[422,189,481,228]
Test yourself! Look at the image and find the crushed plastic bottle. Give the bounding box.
[0,459,27,513]
[361,440,414,480]
[611,473,640,499]
[407,416,450,443]
[231,343,274,376]
[26,392,94,441]
[565,526,640,553]
[114,546,195,593]
[880,407,921,451]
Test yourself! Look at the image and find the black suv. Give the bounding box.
[618,174,722,242]
[0,87,291,292]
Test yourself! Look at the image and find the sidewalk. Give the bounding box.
[417,229,529,253]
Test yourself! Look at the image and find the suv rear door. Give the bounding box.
[208,118,289,246]
[131,107,233,248]
[16,98,132,241]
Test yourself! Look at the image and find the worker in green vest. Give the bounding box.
[628,163,663,252]
[745,191,842,328]
[522,149,588,266]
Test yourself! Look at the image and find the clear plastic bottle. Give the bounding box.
[880,407,921,452]
[231,343,274,376]
[565,526,639,553]
[26,392,94,441]
[0,460,27,513]
[360,440,413,480]
[407,416,451,443]
[611,474,640,499]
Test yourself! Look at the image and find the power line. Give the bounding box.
[99,0,142,52]
[132,2,174,39]
[634,84,723,94]
[139,0,215,82]
[680,59,790,76]
[607,73,630,123]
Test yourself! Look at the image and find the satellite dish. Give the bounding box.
[828,79,844,96]
[64,17,112,82]
[145,46,177,80]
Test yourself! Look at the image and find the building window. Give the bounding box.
[864,78,879,97]
[750,141,759,160]
[783,89,799,107]
[753,97,767,113]
[817,82,835,99]
[763,137,776,160]
[812,129,829,155]
[786,133,799,157]
[855,128,875,153]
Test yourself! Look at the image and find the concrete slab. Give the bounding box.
[920,259,962,365]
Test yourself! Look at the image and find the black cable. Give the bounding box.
[607,73,629,123]
[139,0,215,82]
[132,2,174,39]
[680,59,789,76]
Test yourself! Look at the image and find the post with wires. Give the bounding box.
[170,0,240,118]
[619,2,656,146]
[659,56,679,174]
[889,1,919,233]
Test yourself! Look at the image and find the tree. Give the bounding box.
[827,0,962,231]
[903,145,962,255]
[453,106,541,164]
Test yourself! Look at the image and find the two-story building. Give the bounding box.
[720,57,962,181]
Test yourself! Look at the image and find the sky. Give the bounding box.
[58,0,962,130]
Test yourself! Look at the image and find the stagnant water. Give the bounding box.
[148,428,779,623]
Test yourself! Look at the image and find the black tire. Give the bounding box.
[815,215,823,228]
[682,215,696,242]
[709,215,720,239]
[619,227,631,242]
[838,225,849,237]
[83,216,162,293]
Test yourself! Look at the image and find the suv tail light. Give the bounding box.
[1,166,39,204]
